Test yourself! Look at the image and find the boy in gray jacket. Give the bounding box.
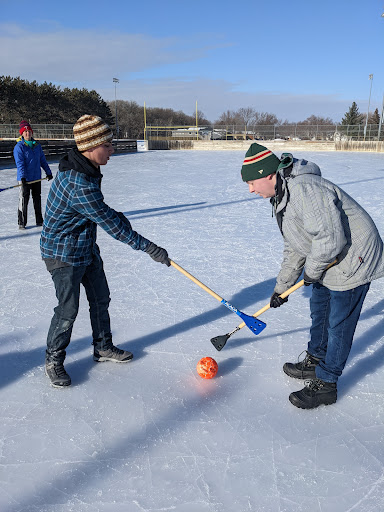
[241,143,384,409]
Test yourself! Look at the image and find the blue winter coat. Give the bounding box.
[40,149,151,266]
[13,137,52,181]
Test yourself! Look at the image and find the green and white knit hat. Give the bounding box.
[73,115,113,152]
[241,143,280,181]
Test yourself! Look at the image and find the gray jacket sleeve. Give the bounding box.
[275,242,305,294]
[274,180,347,294]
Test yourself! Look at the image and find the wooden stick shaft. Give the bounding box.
[0,177,48,192]
[25,177,48,185]
[237,279,305,329]
[170,260,223,302]
[236,260,337,330]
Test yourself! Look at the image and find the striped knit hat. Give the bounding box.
[73,115,113,152]
[241,143,280,182]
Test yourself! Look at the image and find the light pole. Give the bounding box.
[363,74,373,141]
[377,92,384,142]
[113,77,119,140]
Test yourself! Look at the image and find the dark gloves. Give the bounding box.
[303,271,317,286]
[21,178,27,185]
[145,242,171,266]
[270,292,288,308]
[46,174,53,181]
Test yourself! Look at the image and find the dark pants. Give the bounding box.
[46,256,112,365]
[18,181,43,227]
[308,282,370,383]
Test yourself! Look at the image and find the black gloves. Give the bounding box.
[303,271,317,286]
[270,292,288,308]
[21,178,27,185]
[145,242,171,266]
[46,174,53,181]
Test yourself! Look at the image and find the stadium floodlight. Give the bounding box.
[363,74,373,141]
[113,78,119,140]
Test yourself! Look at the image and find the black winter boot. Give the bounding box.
[283,351,320,380]
[289,379,337,409]
[45,362,71,388]
[93,340,133,363]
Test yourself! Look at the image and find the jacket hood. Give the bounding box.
[290,158,321,179]
[16,136,37,145]
[273,154,322,217]
[277,153,321,179]
[59,148,102,179]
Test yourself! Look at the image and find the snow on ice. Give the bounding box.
[0,149,384,511]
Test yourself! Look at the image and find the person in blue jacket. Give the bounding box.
[40,114,171,388]
[13,120,53,229]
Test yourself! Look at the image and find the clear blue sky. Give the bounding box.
[1,0,383,123]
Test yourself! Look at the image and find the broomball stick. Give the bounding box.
[170,260,266,336]
[211,260,337,351]
[0,177,48,193]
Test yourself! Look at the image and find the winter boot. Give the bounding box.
[283,351,320,380]
[45,362,71,388]
[93,340,133,363]
[289,379,337,409]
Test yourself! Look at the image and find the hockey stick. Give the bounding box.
[0,176,49,193]
[170,260,266,336]
[211,260,338,351]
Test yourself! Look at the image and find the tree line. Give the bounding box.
[110,101,382,140]
[0,76,114,125]
[1,76,381,140]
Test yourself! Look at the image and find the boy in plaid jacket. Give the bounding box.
[41,115,170,388]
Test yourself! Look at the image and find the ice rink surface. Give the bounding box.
[0,148,384,512]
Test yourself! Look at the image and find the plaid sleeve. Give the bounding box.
[71,184,150,251]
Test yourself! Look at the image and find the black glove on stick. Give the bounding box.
[145,242,171,266]
[270,292,288,308]
[303,271,317,286]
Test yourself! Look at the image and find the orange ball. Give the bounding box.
[196,357,218,379]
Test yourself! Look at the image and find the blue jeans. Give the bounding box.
[308,282,370,383]
[46,256,111,364]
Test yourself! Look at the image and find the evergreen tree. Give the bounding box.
[369,108,380,124]
[341,102,363,125]
[0,76,113,126]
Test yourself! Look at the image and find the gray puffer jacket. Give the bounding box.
[273,154,384,293]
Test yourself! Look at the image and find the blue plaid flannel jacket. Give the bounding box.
[40,149,151,266]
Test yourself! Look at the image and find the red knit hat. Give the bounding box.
[19,120,33,135]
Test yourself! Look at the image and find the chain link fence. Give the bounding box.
[145,124,384,142]
[0,124,74,140]
[1,123,383,142]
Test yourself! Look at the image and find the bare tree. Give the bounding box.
[253,111,280,125]
[297,115,334,125]
[188,109,210,125]
[237,107,256,126]
[215,108,279,127]
[215,110,240,125]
